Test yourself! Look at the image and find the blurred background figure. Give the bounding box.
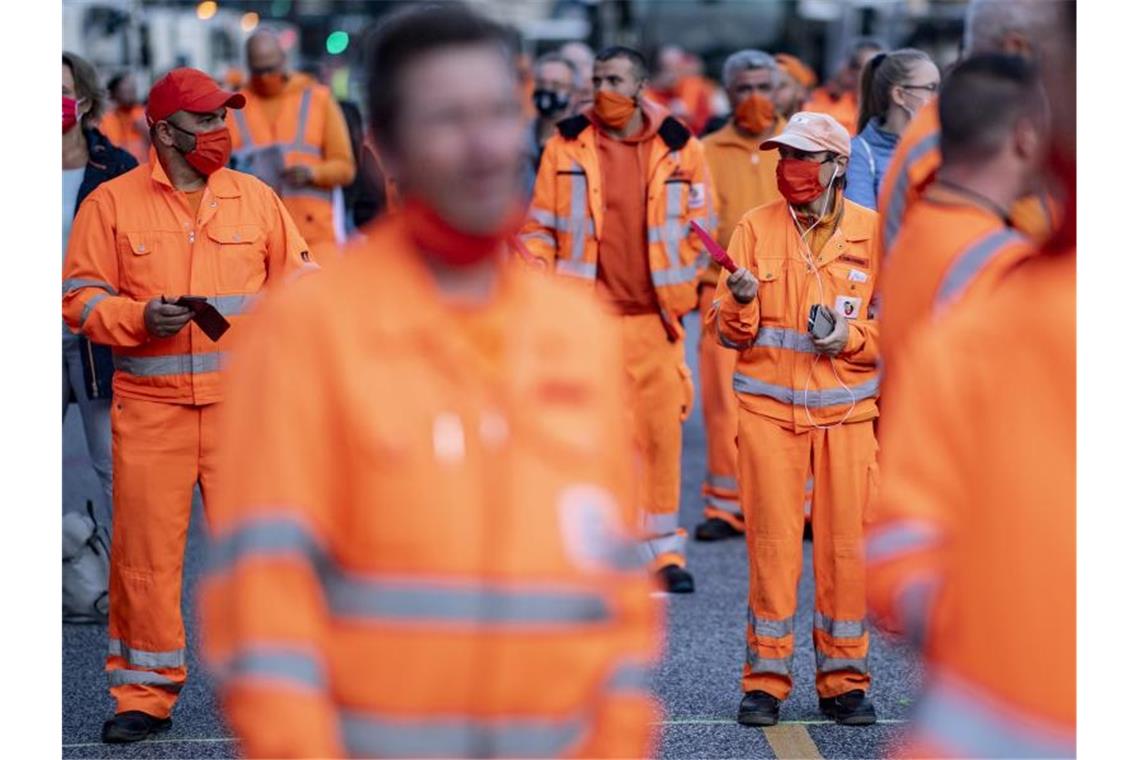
[560,40,597,113]
[805,37,884,135]
[523,52,578,197]
[99,72,150,165]
[62,52,136,533]
[846,48,939,209]
[648,44,713,135]
[228,30,356,264]
[200,6,662,758]
[865,2,1074,755]
[774,53,817,120]
[336,99,385,232]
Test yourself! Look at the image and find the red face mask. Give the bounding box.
[62,96,79,134]
[403,196,525,269]
[777,156,829,205]
[168,123,233,176]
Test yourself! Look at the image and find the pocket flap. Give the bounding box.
[124,231,152,255]
[206,224,261,245]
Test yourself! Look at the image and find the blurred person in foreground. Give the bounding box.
[710,112,883,727]
[774,53,816,119]
[560,40,596,112]
[522,45,718,594]
[693,49,787,543]
[63,67,312,744]
[864,3,1075,756]
[523,52,578,197]
[878,0,1065,253]
[62,52,137,531]
[228,30,356,262]
[199,6,661,758]
[804,38,884,136]
[846,49,939,209]
[99,72,150,165]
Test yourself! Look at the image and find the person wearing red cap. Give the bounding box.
[709,111,883,727]
[62,66,312,743]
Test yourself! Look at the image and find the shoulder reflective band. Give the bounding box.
[883,132,940,251]
[935,228,1025,310]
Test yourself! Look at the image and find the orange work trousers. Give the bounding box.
[697,287,743,530]
[621,313,690,571]
[106,396,220,718]
[738,412,876,700]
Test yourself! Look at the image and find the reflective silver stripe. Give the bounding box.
[108,640,186,669]
[643,511,679,535]
[662,182,685,267]
[232,108,254,147]
[813,612,866,639]
[113,352,227,377]
[935,228,1026,309]
[326,575,611,625]
[705,495,740,512]
[221,646,326,692]
[816,655,869,674]
[281,185,334,202]
[63,278,117,295]
[207,294,253,318]
[912,673,1076,759]
[637,532,685,563]
[749,608,794,638]
[528,207,557,228]
[292,88,313,151]
[606,661,650,692]
[732,373,880,407]
[520,231,555,248]
[107,669,182,691]
[746,646,793,675]
[896,572,940,647]
[554,259,597,280]
[884,132,940,250]
[340,711,588,759]
[80,293,109,325]
[864,519,941,564]
[651,263,699,287]
[706,473,738,491]
[753,327,817,353]
[568,160,589,262]
[207,514,326,576]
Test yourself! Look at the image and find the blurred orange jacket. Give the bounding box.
[866,249,1075,758]
[99,105,150,165]
[804,88,858,136]
[62,158,313,405]
[199,216,662,759]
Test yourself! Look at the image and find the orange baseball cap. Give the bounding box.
[760,111,851,158]
[146,67,245,126]
[776,53,818,89]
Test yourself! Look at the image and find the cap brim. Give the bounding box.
[183,89,246,114]
[759,133,829,153]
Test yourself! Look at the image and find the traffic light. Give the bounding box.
[326,30,349,56]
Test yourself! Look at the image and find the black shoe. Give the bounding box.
[102,711,173,743]
[803,521,813,542]
[819,690,877,726]
[656,564,695,594]
[694,517,744,542]
[737,690,781,726]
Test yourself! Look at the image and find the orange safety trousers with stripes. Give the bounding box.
[697,286,743,529]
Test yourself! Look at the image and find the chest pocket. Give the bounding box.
[754,258,789,324]
[116,231,177,298]
[826,259,875,320]
[207,223,266,293]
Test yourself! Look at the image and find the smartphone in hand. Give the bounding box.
[173,296,230,341]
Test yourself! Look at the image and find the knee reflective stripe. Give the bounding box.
[864,519,942,564]
[108,669,183,691]
[884,132,940,251]
[637,532,685,563]
[642,511,679,536]
[733,373,880,407]
[108,639,186,669]
[207,513,327,577]
[911,673,1076,759]
[813,612,866,640]
[935,228,1027,311]
[895,571,940,647]
[113,352,228,378]
[206,294,253,318]
[815,653,869,675]
[554,259,597,280]
[753,327,817,354]
[218,645,327,693]
[746,645,793,676]
[748,608,794,639]
[63,278,117,295]
[705,495,740,512]
[705,473,738,492]
[339,711,589,758]
[80,293,109,326]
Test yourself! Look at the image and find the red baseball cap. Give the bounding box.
[145,68,245,126]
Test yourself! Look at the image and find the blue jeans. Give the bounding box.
[62,329,113,527]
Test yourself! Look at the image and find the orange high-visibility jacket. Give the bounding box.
[866,249,1075,758]
[99,105,150,165]
[520,112,717,336]
[710,198,882,428]
[804,89,858,136]
[227,75,355,248]
[199,215,662,759]
[62,157,313,406]
[877,98,1059,254]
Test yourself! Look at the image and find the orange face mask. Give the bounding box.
[251,72,287,97]
[734,93,776,136]
[593,90,638,130]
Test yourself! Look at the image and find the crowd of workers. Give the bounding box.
[61,0,1075,756]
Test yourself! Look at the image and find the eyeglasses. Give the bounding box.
[899,83,940,94]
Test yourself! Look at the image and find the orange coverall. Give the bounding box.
[62,157,312,719]
[199,215,662,758]
[804,89,858,136]
[99,105,150,165]
[866,248,1075,758]
[711,195,882,700]
[697,119,785,530]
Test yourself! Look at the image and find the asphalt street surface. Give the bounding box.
[62,312,924,759]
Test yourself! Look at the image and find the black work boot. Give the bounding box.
[101,711,173,743]
[819,689,878,726]
[694,517,744,542]
[656,564,695,594]
[737,690,781,726]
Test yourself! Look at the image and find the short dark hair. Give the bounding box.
[939,53,1046,165]
[63,51,106,127]
[595,45,648,81]
[365,3,511,148]
[107,72,129,96]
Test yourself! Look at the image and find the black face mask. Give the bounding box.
[533,89,571,118]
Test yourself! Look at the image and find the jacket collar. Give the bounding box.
[149,153,242,198]
[858,118,900,150]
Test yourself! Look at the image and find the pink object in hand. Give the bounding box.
[690,221,738,273]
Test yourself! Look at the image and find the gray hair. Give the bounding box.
[964,0,1060,56]
[533,52,579,87]
[722,49,778,89]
